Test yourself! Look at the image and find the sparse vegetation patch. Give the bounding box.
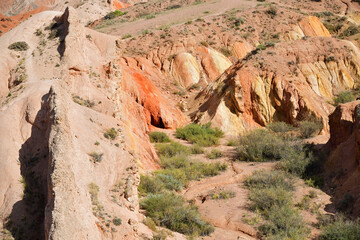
[175,123,224,146]
[8,41,29,51]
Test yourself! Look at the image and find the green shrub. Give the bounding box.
[226,138,239,146]
[144,217,157,231]
[298,121,322,139]
[89,182,99,205]
[249,187,293,212]
[160,154,189,169]
[122,34,132,39]
[236,129,286,162]
[112,217,122,226]
[155,142,189,158]
[8,41,29,51]
[140,192,214,236]
[190,144,205,154]
[244,170,294,191]
[156,174,183,191]
[105,10,124,19]
[267,122,294,133]
[220,47,231,57]
[206,149,222,159]
[319,217,360,240]
[149,132,170,143]
[266,5,277,17]
[276,145,313,176]
[259,204,309,239]
[155,161,227,187]
[104,128,118,140]
[211,190,235,200]
[334,91,355,106]
[341,25,360,37]
[138,173,183,195]
[89,152,103,163]
[138,175,166,196]
[175,123,224,146]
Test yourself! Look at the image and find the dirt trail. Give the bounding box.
[97,0,258,36]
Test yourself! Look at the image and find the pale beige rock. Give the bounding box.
[171,52,200,88]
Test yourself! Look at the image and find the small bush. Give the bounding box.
[266,5,277,17]
[298,121,322,139]
[8,41,29,51]
[249,187,293,212]
[236,129,286,162]
[149,132,170,143]
[89,182,99,205]
[244,170,294,191]
[334,91,355,106]
[211,190,235,200]
[105,10,124,20]
[190,145,205,154]
[122,34,132,39]
[155,142,189,158]
[144,217,157,231]
[72,95,95,108]
[160,154,189,169]
[104,128,118,140]
[176,123,224,146]
[112,217,122,226]
[226,138,239,146]
[267,122,294,133]
[140,192,214,236]
[206,149,223,159]
[155,161,227,187]
[259,204,309,239]
[138,174,166,196]
[220,47,231,57]
[319,217,360,240]
[276,145,313,176]
[341,25,360,37]
[89,152,103,163]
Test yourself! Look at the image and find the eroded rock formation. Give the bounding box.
[190,37,360,134]
[326,101,360,215]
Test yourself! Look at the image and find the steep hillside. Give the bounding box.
[0,7,186,239]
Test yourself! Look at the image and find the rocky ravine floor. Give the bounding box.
[147,129,333,240]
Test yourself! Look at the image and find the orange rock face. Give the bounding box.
[112,0,130,9]
[232,41,253,59]
[299,16,331,37]
[118,57,187,130]
[326,101,360,215]
[328,101,360,147]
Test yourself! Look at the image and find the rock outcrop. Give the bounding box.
[171,52,200,88]
[287,16,331,40]
[326,101,360,215]
[146,42,233,87]
[190,37,360,134]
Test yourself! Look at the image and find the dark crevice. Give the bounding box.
[151,115,165,128]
